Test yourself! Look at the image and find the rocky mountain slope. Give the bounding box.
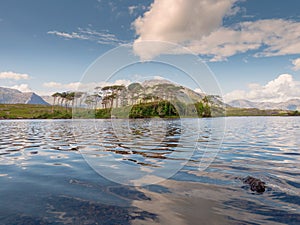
[228,99,300,110]
[0,87,49,105]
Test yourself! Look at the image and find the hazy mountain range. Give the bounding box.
[228,99,300,110]
[0,87,49,105]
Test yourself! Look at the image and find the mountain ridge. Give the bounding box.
[228,99,300,110]
[0,87,49,105]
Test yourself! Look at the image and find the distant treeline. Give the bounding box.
[86,100,211,119]
[225,107,300,117]
[53,82,213,118]
[51,83,210,109]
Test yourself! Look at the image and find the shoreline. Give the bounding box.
[1,103,299,120]
[1,114,299,120]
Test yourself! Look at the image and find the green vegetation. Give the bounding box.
[0,103,299,119]
[75,100,211,119]
[0,101,211,119]
[0,104,71,119]
[129,101,179,118]
[108,100,211,118]
[49,82,213,119]
[225,107,297,117]
[287,110,300,116]
[1,81,299,119]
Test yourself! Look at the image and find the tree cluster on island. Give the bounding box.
[51,82,213,118]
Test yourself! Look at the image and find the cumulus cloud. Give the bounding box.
[134,0,236,43]
[43,81,81,90]
[292,58,300,71]
[224,74,300,103]
[43,80,131,94]
[0,71,30,80]
[133,0,236,59]
[132,0,300,61]
[196,19,300,61]
[48,28,126,45]
[5,84,32,92]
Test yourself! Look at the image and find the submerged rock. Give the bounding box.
[242,176,266,193]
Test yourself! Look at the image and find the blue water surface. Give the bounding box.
[0,117,299,224]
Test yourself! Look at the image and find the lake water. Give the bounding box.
[0,117,299,224]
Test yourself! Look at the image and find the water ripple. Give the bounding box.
[0,117,299,224]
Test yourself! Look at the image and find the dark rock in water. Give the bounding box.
[242,176,266,193]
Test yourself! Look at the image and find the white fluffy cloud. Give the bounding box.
[6,84,32,92]
[133,0,236,59]
[134,0,236,43]
[132,0,300,61]
[292,58,300,71]
[43,80,131,94]
[43,81,81,90]
[0,71,30,80]
[224,74,300,103]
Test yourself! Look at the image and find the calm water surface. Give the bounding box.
[0,117,299,224]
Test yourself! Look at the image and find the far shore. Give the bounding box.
[0,103,299,120]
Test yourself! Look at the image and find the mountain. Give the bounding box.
[227,99,256,108]
[0,87,49,105]
[41,95,54,105]
[142,78,207,102]
[228,99,300,110]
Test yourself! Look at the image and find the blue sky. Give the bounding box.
[0,0,300,102]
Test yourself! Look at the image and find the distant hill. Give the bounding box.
[0,87,49,105]
[41,95,54,105]
[142,78,207,102]
[228,99,300,111]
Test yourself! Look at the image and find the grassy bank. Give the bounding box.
[225,107,300,116]
[76,101,212,119]
[0,104,72,119]
[0,103,299,119]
